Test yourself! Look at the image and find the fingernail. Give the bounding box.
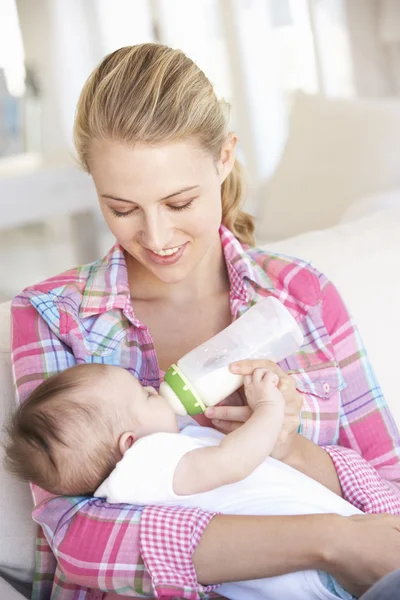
[230,363,240,372]
[205,408,214,417]
[212,419,221,426]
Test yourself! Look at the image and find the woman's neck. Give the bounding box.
[126,238,230,304]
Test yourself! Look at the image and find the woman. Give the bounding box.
[11,44,400,600]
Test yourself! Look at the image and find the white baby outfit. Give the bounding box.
[96,425,361,600]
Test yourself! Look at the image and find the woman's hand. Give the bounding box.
[205,359,303,461]
[328,514,400,597]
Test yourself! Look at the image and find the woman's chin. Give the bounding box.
[149,263,192,285]
[126,242,212,286]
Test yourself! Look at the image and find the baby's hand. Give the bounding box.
[244,368,285,412]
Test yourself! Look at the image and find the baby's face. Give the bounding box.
[97,366,179,438]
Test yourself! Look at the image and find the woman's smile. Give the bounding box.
[144,242,188,266]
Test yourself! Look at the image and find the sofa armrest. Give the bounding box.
[0,576,31,600]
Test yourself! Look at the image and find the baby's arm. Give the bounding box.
[174,369,285,495]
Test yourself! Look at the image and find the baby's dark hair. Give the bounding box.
[4,364,121,496]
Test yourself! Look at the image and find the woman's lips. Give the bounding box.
[145,242,188,266]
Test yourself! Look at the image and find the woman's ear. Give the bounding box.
[118,431,136,455]
[218,132,238,184]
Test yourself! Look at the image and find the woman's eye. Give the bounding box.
[110,199,195,217]
[110,207,137,218]
[168,199,195,211]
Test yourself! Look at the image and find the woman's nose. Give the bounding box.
[141,213,170,250]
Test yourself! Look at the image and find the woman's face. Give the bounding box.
[88,137,236,285]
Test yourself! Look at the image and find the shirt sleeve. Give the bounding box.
[319,274,400,511]
[141,505,219,599]
[11,293,217,598]
[95,432,200,504]
[323,445,400,514]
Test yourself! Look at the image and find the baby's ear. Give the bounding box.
[118,432,136,455]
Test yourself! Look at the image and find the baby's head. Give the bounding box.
[4,364,178,496]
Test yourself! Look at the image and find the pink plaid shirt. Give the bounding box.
[11,226,400,600]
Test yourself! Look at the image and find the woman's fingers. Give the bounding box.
[230,359,284,376]
[243,374,252,386]
[211,361,303,450]
[211,419,243,434]
[205,405,252,422]
[206,405,253,434]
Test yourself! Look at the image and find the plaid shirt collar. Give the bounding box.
[79,225,264,319]
[79,244,131,319]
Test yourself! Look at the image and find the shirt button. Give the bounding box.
[323,382,330,393]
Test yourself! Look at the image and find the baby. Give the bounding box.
[5,363,360,600]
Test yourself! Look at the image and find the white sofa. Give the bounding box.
[1,206,400,599]
[257,93,400,242]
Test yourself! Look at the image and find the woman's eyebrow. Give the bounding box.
[100,185,200,204]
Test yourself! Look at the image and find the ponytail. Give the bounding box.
[221,160,254,246]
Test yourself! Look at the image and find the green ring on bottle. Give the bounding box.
[163,364,206,416]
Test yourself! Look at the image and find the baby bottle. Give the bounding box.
[159,297,304,416]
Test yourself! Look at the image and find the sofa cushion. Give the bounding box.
[257,92,400,242]
[0,302,35,595]
[264,206,400,429]
[340,188,400,223]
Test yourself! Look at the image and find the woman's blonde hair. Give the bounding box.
[74,43,254,245]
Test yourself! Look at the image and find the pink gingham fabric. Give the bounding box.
[11,225,400,600]
[324,445,400,514]
[140,506,218,599]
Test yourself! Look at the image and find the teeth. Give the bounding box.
[152,246,182,257]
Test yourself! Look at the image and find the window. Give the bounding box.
[0,0,26,156]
